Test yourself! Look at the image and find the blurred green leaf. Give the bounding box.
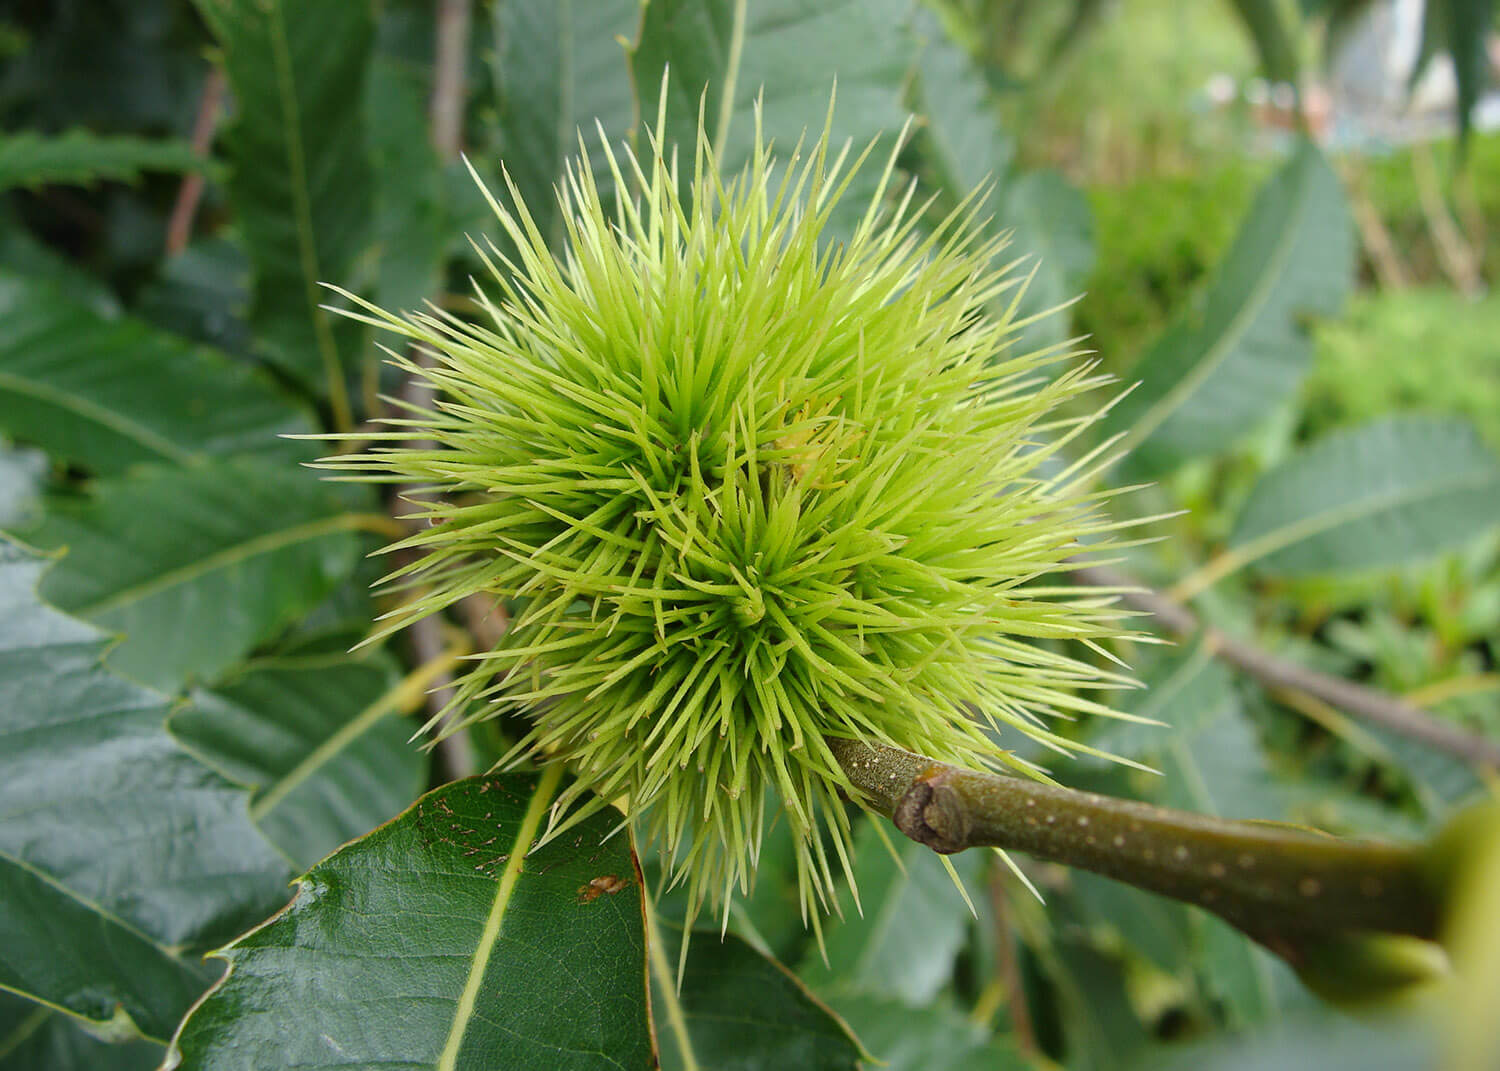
[1229,416,1500,577]
[652,927,863,1071]
[172,652,427,868]
[1069,869,1196,976]
[1196,911,1286,1028]
[911,17,1014,200]
[656,0,917,166]
[0,129,206,192]
[632,0,915,235]
[0,993,162,1071]
[827,993,1028,1071]
[0,217,120,316]
[0,270,310,476]
[0,442,44,529]
[1037,940,1151,1071]
[167,772,653,1070]
[798,820,983,1005]
[0,540,289,1041]
[996,169,1095,350]
[1086,643,1234,764]
[133,238,252,356]
[29,459,369,690]
[1103,141,1353,476]
[367,54,449,318]
[909,13,1093,350]
[191,0,375,407]
[1410,0,1498,147]
[1227,0,1301,85]
[489,0,640,253]
[1149,1014,1436,1070]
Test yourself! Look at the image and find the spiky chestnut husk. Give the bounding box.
[320,98,1137,928]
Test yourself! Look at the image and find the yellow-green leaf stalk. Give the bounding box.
[319,94,1136,932]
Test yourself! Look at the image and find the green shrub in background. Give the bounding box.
[1305,287,1500,447]
[1078,161,1269,369]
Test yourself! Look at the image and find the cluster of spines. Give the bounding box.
[320,95,1144,932]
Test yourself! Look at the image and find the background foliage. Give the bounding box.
[1,0,1498,1068]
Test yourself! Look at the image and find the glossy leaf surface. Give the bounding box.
[191,0,375,400]
[173,652,427,868]
[0,541,288,1041]
[652,927,863,1071]
[1230,416,1500,576]
[0,271,310,476]
[168,772,653,1070]
[1102,141,1353,474]
[30,459,368,690]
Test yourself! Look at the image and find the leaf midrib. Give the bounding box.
[1125,157,1314,450]
[264,0,347,422]
[249,652,457,823]
[75,512,363,619]
[0,368,195,466]
[0,848,195,1014]
[436,763,563,1071]
[1232,463,1500,571]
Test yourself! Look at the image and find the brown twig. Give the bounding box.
[986,867,1039,1058]
[1411,141,1483,298]
[1339,160,1409,290]
[166,67,226,256]
[431,0,472,163]
[1072,564,1500,772]
[377,0,480,783]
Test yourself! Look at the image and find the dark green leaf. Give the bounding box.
[490,0,641,253]
[1228,0,1301,85]
[0,269,311,476]
[0,218,119,317]
[632,0,915,236]
[168,771,652,1070]
[172,651,428,868]
[0,540,289,1041]
[1447,0,1496,148]
[29,459,370,691]
[1229,416,1500,576]
[367,54,449,317]
[798,820,983,1005]
[908,16,1091,351]
[0,129,206,192]
[635,0,914,174]
[0,993,161,1071]
[652,927,863,1071]
[191,0,375,405]
[133,238,253,356]
[1037,940,1151,1071]
[1103,141,1353,476]
[911,17,1014,200]
[1409,0,1497,147]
